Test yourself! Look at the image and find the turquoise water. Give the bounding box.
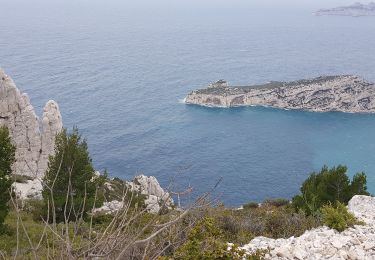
[1,1,375,206]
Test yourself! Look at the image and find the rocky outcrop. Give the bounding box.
[93,200,124,215]
[96,175,174,214]
[0,69,62,178]
[127,175,174,213]
[239,195,375,259]
[185,76,375,113]
[315,2,375,17]
[12,179,43,200]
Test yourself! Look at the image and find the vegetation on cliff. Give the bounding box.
[292,165,369,215]
[42,128,105,223]
[0,127,15,233]
[0,127,372,259]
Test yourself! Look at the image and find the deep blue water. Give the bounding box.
[1,1,375,206]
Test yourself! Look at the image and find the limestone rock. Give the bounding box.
[93,200,124,215]
[144,194,161,214]
[128,174,174,208]
[39,100,63,177]
[348,195,375,225]
[239,195,375,259]
[0,69,63,178]
[12,179,43,200]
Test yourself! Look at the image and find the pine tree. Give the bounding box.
[42,127,103,223]
[0,126,16,232]
[292,165,369,215]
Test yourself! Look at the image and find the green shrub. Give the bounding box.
[172,217,259,259]
[243,202,259,209]
[0,126,16,233]
[23,199,46,222]
[292,165,369,215]
[42,128,104,223]
[263,198,290,207]
[321,202,360,232]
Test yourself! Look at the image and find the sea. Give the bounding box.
[1,0,375,206]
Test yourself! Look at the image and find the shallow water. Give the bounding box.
[1,1,375,206]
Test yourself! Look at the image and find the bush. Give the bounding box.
[23,199,46,222]
[42,128,104,223]
[243,202,259,209]
[263,198,290,207]
[172,217,262,259]
[321,202,360,232]
[195,204,321,245]
[292,165,369,215]
[0,126,16,233]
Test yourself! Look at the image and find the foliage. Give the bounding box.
[321,201,361,232]
[172,217,262,260]
[0,126,16,233]
[42,128,103,223]
[0,209,50,257]
[224,205,321,242]
[292,165,369,215]
[243,202,259,209]
[103,177,147,209]
[263,198,290,207]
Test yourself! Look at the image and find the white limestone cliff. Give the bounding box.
[0,69,63,178]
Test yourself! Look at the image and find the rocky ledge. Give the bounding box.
[239,195,375,259]
[314,2,375,17]
[185,76,375,113]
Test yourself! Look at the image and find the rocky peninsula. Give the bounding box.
[185,76,375,113]
[314,2,375,17]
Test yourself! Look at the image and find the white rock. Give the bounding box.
[127,174,174,212]
[12,179,43,200]
[144,195,161,214]
[239,195,375,260]
[332,240,344,249]
[94,175,175,215]
[0,69,63,178]
[93,200,124,215]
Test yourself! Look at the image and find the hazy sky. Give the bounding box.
[0,0,371,8]
[0,0,372,22]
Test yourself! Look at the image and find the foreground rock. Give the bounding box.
[315,2,375,17]
[95,175,174,214]
[185,76,375,113]
[240,195,375,259]
[0,69,63,178]
[12,179,43,200]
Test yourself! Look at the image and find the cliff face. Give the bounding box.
[0,69,62,178]
[185,76,375,113]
